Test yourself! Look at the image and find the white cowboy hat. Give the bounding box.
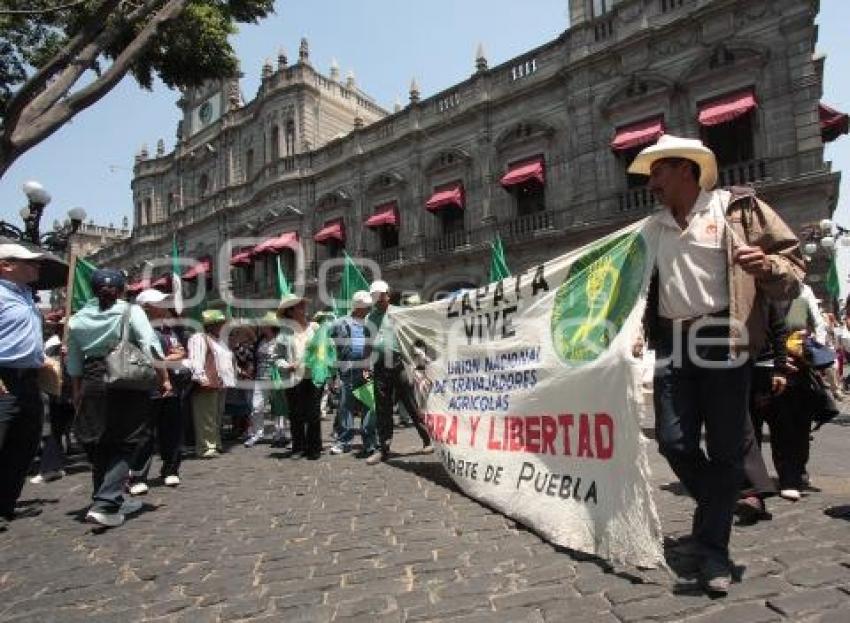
[627,134,718,191]
[277,292,308,312]
[135,288,170,305]
[0,241,45,261]
[351,290,372,309]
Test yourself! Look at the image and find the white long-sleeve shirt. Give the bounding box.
[186,332,236,388]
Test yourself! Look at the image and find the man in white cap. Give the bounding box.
[328,290,377,455]
[365,280,432,465]
[630,135,804,594]
[0,241,47,530]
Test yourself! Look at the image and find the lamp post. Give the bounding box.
[0,180,86,254]
[802,218,850,311]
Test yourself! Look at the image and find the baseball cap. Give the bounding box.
[135,289,169,305]
[352,290,372,309]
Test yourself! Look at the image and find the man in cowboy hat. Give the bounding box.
[631,134,804,594]
[0,241,48,530]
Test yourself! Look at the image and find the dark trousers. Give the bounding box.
[285,379,322,456]
[0,369,43,517]
[84,441,133,513]
[741,367,777,498]
[374,360,430,451]
[130,395,183,481]
[39,400,75,474]
[752,377,812,490]
[652,327,750,564]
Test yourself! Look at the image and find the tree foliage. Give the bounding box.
[0,0,274,177]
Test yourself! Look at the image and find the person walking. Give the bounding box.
[66,269,170,528]
[276,293,322,459]
[366,280,433,465]
[0,242,50,531]
[186,309,235,458]
[632,134,804,594]
[328,291,376,456]
[127,289,188,491]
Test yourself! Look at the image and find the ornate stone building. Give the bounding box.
[91,0,847,305]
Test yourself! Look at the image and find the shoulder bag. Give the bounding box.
[103,304,158,391]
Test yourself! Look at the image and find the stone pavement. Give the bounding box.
[1,415,849,623]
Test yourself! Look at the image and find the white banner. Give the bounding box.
[391,219,665,567]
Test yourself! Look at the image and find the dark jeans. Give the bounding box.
[741,368,777,499]
[752,372,812,490]
[0,368,43,517]
[39,399,75,474]
[374,359,430,452]
[130,395,184,481]
[83,441,133,513]
[285,379,322,456]
[652,326,750,564]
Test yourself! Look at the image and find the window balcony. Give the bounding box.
[499,210,556,242]
[371,246,402,266]
[717,159,769,187]
[618,187,657,213]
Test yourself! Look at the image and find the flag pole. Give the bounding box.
[60,252,78,345]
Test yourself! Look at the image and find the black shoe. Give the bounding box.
[735,496,772,524]
[4,506,42,521]
[306,452,321,460]
[354,449,373,459]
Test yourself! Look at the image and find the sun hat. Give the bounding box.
[261,310,280,324]
[277,292,308,313]
[0,241,45,261]
[135,288,169,305]
[352,290,372,309]
[202,309,226,325]
[627,134,718,190]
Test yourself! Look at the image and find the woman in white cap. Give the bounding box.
[275,293,322,459]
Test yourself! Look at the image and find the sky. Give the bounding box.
[1,0,848,287]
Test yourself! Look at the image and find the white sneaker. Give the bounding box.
[128,482,149,496]
[780,489,801,501]
[244,432,263,448]
[30,469,65,484]
[164,475,180,487]
[86,509,124,528]
[200,449,219,459]
[421,444,435,455]
[119,498,143,515]
[329,443,350,455]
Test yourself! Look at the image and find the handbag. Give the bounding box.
[103,304,158,391]
[38,356,63,396]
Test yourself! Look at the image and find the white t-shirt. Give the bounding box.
[653,188,731,320]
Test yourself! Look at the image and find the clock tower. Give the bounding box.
[177,78,237,140]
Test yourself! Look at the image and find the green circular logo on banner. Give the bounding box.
[550,233,647,364]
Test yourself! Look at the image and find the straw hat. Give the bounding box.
[277,292,308,314]
[351,290,372,309]
[201,309,226,325]
[627,134,718,191]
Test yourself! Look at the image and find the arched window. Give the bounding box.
[144,198,152,224]
[271,125,280,160]
[198,173,209,198]
[285,120,295,155]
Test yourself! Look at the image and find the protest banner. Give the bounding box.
[391,219,665,567]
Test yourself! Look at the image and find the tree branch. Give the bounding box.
[11,0,187,151]
[2,0,122,133]
[20,0,167,125]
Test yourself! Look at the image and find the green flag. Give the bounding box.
[304,322,337,387]
[71,257,97,312]
[826,254,841,299]
[269,365,288,417]
[275,256,291,298]
[334,252,370,316]
[171,234,184,314]
[352,381,375,411]
[489,236,511,282]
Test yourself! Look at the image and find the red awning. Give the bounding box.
[698,88,757,127]
[252,231,299,255]
[127,279,150,294]
[230,250,253,267]
[182,258,211,281]
[425,184,464,212]
[500,158,545,189]
[820,102,849,143]
[314,220,346,244]
[611,118,665,152]
[364,202,399,228]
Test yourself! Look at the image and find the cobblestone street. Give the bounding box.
[1,415,849,623]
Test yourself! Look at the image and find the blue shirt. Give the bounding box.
[0,279,44,369]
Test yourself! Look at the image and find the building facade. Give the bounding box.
[91,0,845,305]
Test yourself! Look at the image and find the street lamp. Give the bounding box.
[21,180,52,244]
